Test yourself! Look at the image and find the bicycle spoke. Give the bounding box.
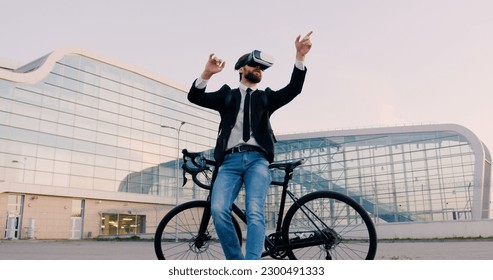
[283,191,377,260]
[154,200,242,260]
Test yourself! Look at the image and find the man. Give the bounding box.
[187,32,313,259]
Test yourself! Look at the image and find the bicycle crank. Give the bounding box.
[264,233,289,259]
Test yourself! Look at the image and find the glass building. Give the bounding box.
[271,125,491,225]
[1,48,491,239]
[0,47,218,239]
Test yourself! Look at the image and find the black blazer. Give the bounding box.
[188,66,307,165]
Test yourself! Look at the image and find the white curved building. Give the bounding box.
[1,48,491,239]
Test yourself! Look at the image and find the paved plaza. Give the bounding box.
[1,239,493,260]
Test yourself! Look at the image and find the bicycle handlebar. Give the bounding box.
[181,149,216,189]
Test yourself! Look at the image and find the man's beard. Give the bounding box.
[244,70,262,83]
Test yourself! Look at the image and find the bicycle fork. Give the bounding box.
[194,200,213,249]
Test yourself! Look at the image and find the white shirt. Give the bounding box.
[226,84,259,150]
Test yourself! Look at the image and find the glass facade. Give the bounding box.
[1,48,491,239]
[1,53,218,200]
[268,129,492,226]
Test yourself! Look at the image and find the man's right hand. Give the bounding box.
[201,53,226,80]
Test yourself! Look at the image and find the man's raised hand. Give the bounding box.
[201,53,226,80]
[295,31,313,61]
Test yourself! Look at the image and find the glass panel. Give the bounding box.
[100,213,145,236]
[119,214,144,235]
[100,214,118,235]
[34,171,53,185]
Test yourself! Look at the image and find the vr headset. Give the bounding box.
[234,50,274,71]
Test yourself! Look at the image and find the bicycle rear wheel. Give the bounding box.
[154,200,242,260]
[282,191,377,260]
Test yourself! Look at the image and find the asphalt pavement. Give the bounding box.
[1,239,493,260]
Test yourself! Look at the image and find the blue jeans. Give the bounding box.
[210,151,271,260]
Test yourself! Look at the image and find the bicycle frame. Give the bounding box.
[193,157,326,258]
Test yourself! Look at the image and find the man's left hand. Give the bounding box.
[295,31,313,61]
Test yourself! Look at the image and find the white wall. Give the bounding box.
[377,220,493,239]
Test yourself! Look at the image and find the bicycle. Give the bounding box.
[154,149,377,260]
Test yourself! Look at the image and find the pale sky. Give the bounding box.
[2,0,493,152]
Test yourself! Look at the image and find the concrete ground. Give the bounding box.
[1,239,493,260]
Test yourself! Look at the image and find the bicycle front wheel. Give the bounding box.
[282,191,377,260]
[154,200,242,260]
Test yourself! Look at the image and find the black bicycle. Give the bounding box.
[154,149,377,260]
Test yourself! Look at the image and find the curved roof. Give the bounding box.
[0,46,187,92]
[279,123,486,158]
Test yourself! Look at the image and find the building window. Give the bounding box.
[100,213,145,236]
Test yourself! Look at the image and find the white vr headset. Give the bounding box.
[235,50,274,71]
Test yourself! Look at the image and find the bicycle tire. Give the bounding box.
[154,200,243,260]
[282,191,377,260]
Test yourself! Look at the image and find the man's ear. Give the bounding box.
[239,67,244,79]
